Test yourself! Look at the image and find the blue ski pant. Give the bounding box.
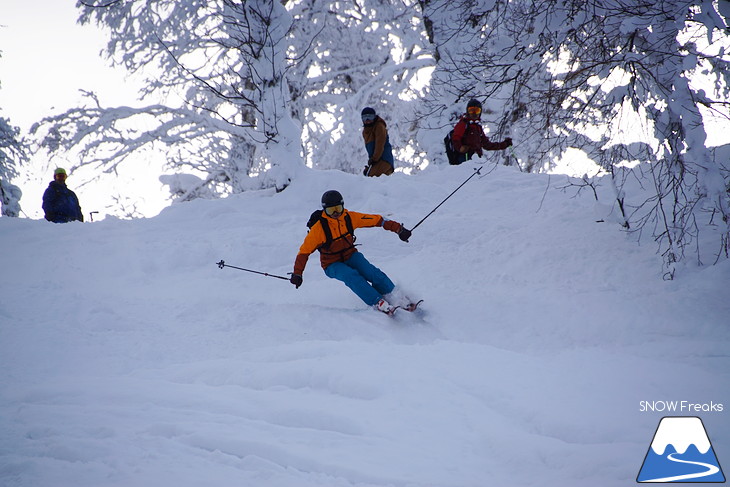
[324,252,395,306]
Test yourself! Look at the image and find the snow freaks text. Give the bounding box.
[639,401,724,413]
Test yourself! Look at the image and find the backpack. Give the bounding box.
[306,209,355,252]
[444,129,460,165]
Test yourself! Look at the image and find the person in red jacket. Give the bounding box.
[451,99,512,164]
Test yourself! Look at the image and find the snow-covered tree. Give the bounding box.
[0,116,26,217]
[34,0,306,199]
[32,0,435,203]
[421,0,730,272]
[288,0,434,173]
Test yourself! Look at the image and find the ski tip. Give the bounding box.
[404,299,424,312]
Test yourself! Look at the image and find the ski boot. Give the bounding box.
[374,298,397,316]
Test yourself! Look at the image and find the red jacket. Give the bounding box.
[452,116,509,157]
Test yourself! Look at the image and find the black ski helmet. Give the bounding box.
[466,99,482,110]
[321,190,344,208]
[361,107,376,117]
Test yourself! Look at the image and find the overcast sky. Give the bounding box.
[0,0,140,131]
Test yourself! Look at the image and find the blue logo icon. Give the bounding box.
[637,416,725,483]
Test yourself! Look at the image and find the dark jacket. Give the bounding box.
[42,181,83,223]
[452,116,510,157]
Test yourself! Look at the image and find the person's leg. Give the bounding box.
[325,260,382,306]
[345,252,395,297]
[456,151,473,164]
[367,160,394,177]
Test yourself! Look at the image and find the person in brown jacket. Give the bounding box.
[290,190,414,315]
[361,107,395,177]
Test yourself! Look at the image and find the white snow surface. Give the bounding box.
[2,163,729,487]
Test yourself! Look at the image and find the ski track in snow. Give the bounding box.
[1,164,729,487]
[641,453,721,482]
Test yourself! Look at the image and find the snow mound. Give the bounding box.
[1,163,728,487]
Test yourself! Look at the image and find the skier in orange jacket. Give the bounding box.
[290,190,413,315]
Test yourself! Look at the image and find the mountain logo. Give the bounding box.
[637,416,725,483]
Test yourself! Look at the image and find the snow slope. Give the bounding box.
[1,163,728,487]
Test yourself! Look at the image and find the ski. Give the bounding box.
[403,300,423,312]
[374,300,422,317]
[374,305,399,317]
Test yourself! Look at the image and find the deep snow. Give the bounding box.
[1,163,728,487]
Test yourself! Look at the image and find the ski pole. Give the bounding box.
[216,260,289,280]
[410,166,482,232]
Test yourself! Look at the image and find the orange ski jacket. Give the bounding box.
[293,210,402,275]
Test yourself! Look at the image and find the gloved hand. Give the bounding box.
[398,226,412,242]
[504,137,513,148]
[290,273,303,288]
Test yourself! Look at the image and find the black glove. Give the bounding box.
[290,274,303,288]
[398,227,412,242]
[504,137,513,148]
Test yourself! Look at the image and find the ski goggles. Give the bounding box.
[324,204,344,216]
[361,113,377,123]
[467,106,482,117]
